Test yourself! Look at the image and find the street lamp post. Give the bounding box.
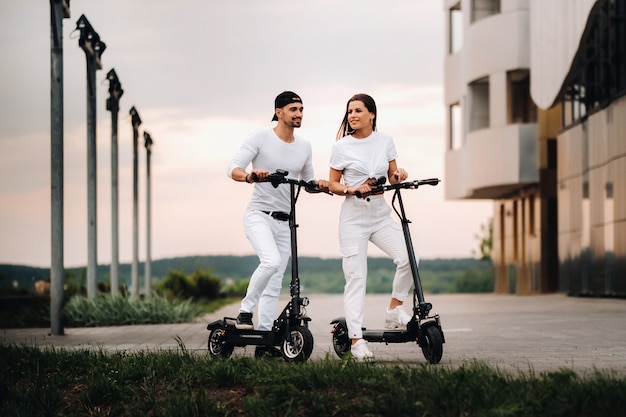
[143,131,153,298]
[76,14,106,299]
[129,106,141,299]
[50,0,70,335]
[106,69,123,296]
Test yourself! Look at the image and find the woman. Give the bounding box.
[328,93,414,360]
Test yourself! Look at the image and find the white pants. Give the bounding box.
[240,210,291,331]
[339,195,417,339]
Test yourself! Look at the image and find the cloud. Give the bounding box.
[0,1,492,267]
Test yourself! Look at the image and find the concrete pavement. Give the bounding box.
[2,293,626,375]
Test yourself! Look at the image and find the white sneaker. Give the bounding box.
[350,339,374,361]
[385,306,412,329]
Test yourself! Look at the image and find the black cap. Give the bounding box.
[271,91,302,121]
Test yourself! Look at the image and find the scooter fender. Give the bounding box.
[206,319,227,331]
[419,316,446,344]
[330,317,347,326]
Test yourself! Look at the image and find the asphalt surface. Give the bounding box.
[3,293,626,375]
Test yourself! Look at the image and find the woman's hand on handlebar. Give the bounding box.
[316,179,329,191]
[390,168,408,184]
[354,183,373,196]
[304,179,332,194]
[353,178,382,197]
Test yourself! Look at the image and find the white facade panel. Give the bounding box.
[464,10,530,84]
[444,52,463,105]
[444,147,471,199]
[502,0,530,13]
[490,72,507,128]
[444,124,537,199]
[468,126,521,189]
[529,0,597,109]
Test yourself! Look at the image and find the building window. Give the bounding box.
[469,77,490,132]
[471,0,500,24]
[449,2,463,54]
[507,70,537,124]
[562,84,587,126]
[449,103,463,150]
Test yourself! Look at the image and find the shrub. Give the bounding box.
[221,279,249,297]
[191,269,221,299]
[157,269,195,299]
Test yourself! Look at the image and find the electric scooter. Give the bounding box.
[330,177,445,364]
[207,169,330,362]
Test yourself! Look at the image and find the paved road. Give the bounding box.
[2,293,626,375]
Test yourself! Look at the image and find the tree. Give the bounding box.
[473,218,493,261]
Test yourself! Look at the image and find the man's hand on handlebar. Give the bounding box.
[248,169,268,182]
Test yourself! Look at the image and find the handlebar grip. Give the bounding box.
[420,178,440,186]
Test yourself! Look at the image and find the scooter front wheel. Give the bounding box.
[331,321,351,358]
[281,325,314,362]
[420,325,443,364]
[208,326,234,359]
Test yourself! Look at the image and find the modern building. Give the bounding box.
[443,0,625,296]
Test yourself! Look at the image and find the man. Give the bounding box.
[227,91,327,356]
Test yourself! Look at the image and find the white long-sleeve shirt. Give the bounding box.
[227,128,314,213]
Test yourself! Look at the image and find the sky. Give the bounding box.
[0,1,492,268]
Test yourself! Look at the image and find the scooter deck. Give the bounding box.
[361,328,416,344]
[218,317,277,347]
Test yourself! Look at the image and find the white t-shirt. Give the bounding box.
[329,131,398,187]
[227,128,314,213]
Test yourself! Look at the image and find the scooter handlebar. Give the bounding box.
[251,170,331,194]
[355,177,441,198]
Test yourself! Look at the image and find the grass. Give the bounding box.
[1,344,625,417]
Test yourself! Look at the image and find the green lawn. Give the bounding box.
[2,344,625,417]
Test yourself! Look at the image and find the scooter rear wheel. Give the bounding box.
[420,325,443,364]
[281,325,313,362]
[208,326,234,359]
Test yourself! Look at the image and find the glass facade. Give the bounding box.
[556,0,626,296]
[557,96,626,296]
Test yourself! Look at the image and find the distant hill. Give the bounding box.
[1,256,493,295]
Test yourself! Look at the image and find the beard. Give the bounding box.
[288,119,302,128]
